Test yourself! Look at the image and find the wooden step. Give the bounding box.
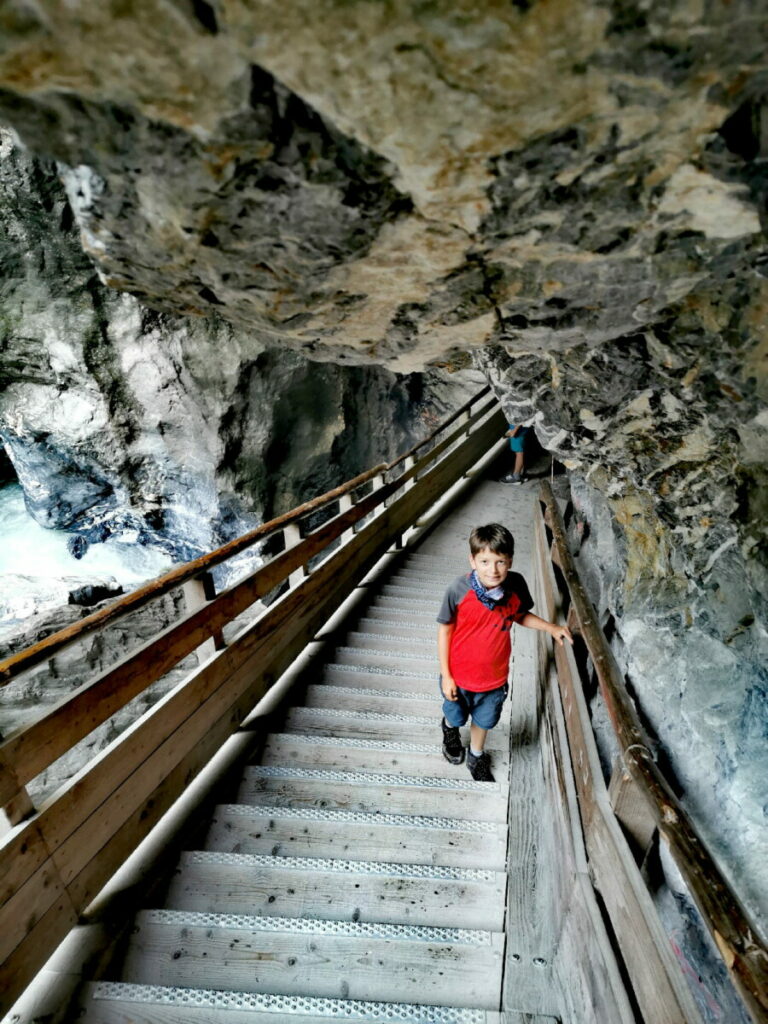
[237,765,508,821]
[377,582,439,600]
[120,911,505,1008]
[81,981,507,1023]
[302,684,437,718]
[259,732,510,777]
[355,607,436,628]
[353,616,435,639]
[203,803,508,870]
[374,587,440,607]
[332,645,435,675]
[321,662,435,693]
[389,567,457,583]
[343,629,435,652]
[282,706,510,751]
[164,850,506,930]
[301,685,512,735]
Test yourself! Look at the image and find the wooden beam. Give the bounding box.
[608,757,657,860]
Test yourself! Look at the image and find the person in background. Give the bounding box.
[502,422,530,484]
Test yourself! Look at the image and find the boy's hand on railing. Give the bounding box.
[441,676,459,701]
[549,623,574,646]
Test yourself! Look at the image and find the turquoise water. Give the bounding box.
[0,483,176,585]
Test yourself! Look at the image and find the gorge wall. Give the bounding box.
[0,0,766,980]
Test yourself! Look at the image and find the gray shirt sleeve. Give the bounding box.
[437,575,470,624]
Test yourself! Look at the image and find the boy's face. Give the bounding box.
[470,546,512,589]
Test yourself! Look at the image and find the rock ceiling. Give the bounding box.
[0,0,765,369]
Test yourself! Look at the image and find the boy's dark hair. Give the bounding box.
[469,523,515,558]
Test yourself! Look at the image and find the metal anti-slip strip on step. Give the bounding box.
[336,645,435,661]
[90,982,490,1022]
[383,588,446,600]
[348,631,434,643]
[269,733,441,754]
[361,609,433,621]
[326,663,433,680]
[141,909,495,944]
[247,764,499,791]
[216,803,502,833]
[313,684,431,700]
[290,707,435,724]
[184,849,497,882]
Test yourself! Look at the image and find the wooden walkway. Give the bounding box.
[4,388,765,1023]
[72,476,582,1023]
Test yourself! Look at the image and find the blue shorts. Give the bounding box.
[440,679,508,730]
[508,426,530,453]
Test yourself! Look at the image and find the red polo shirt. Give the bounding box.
[437,572,533,691]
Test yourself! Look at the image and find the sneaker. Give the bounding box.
[441,718,465,764]
[501,472,523,484]
[467,750,495,782]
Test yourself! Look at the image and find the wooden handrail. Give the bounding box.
[0,386,492,685]
[539,481,768,1023]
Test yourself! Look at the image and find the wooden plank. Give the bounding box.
[260,732,510,775]
[553,639,702,1023]
[238,773,508,823]
[204,804,509,870]
[1,771,34,827]
[0,881,79,1017]
[122,916,504,1008]
[608,756,657,858]
[0,854,70,967]
[79,987,508,1024]
[543,655,636,1024]
[0,821,51,909]
[533,502,700,1022]
[165,855,506,930]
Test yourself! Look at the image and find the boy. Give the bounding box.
[437,523,572,781]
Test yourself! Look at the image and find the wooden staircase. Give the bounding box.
[77,549,517,1022]
[3,388,766,1024]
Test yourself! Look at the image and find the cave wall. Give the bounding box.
[0,131,481,565]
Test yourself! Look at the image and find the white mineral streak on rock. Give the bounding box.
[578,408,606,434]
[702,535,738,575]
[658,164,762,239]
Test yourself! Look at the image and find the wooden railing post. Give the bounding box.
[338,493,355,543]
[283,523,308,589]
[181,572,225,658]
[1,786,34,835]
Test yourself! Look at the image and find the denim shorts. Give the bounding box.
[440,679,508,730]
